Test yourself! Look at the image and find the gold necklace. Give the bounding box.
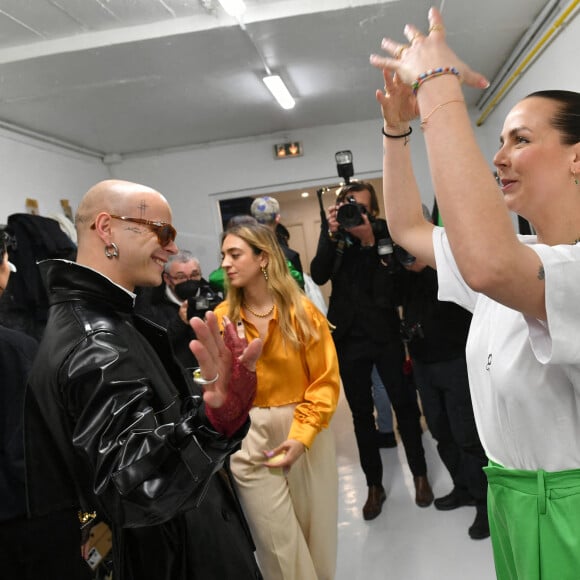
[243,301,274,318]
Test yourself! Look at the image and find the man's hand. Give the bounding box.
[346,212,375,247]
[189,312,262,437]
[327,205,340,235]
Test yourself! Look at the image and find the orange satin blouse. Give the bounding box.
[213,298,340,448]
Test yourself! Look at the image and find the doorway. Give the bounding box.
[218,177,384,305]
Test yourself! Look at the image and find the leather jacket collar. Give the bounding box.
[39,259,135,313]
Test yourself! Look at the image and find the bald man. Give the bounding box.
[25,180,263,580]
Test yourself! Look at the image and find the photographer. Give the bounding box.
[135,250,222,370]
[310,181,432,520]
[399,248,489,539]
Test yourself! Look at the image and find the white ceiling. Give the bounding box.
[0,0,559,157]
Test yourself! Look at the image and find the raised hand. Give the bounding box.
[375,69,418,129]
[370,7,489,91]
[190,312,262,436]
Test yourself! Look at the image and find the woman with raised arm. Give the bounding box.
[371,7,580,580]
[214,221,340,580]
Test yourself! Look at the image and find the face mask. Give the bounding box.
[173,279,200,301]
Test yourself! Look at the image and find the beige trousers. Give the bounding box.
[230,405,338,580]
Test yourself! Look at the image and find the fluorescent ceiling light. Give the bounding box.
[262,75,295,110]
[217,0,246,18]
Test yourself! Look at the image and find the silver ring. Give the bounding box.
[193,368,219,385]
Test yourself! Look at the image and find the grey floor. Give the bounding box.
[331,390,497,580]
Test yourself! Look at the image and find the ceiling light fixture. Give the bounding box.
[263,75,295,110]
[215,0,295,112]
[217,0,246,18]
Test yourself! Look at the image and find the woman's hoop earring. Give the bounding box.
[104,242,119,259]
[261,265,269,281]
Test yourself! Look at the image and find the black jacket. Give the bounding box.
[310,222,405,343]
[0,213,76,340]
[25,260,261,580]
[135,280,219,370]
[278,241,303,275]
[0,325,38,522]
[402,266,472,363]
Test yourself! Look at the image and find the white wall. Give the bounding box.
[0,129,108,225]
[111,119,436,274]
[475,11,580,165]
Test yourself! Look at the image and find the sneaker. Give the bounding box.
[468,507,490,540]
[434,487,476,511]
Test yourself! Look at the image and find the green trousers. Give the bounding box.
[485,461,580,580]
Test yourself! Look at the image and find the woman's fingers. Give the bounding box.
[238,338,263,372]
[404,24,424,46]
[462,68,491,89]
[372,8,489,91]
[427,6,445,33]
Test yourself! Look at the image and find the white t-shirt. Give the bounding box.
[433,226,580,471]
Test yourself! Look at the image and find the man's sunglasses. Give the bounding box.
[92,214,177,246]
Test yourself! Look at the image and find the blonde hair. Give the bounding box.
[222,222,318,348]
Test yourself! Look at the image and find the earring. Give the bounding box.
[261,265,269,281]
[573,168,579,186]
[104,242,119,259]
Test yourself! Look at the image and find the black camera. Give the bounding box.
[186,285,222,320]
[394,245,416,267]
[400,320,424,343]
[173,278,222,319]
[336,196,370,229]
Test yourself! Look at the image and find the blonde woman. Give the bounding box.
[214,222,339,580]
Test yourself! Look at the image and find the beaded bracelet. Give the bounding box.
[412,67,460,95]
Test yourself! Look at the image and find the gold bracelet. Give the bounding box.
[420,99,464,130]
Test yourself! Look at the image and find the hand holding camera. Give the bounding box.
[333,196,375,245]
[173,278,222,322]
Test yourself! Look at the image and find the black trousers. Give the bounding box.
[335,337,427,487]
[412,356,488,504]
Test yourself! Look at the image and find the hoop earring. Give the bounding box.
[574,169,579,186]
[104,242,119,259]
[261,265,269,281]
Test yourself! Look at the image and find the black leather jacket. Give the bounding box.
[25,260,260,579]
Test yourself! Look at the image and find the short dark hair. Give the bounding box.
[225,214,258,230]
[526,90,580,145]
[336,181,380,217]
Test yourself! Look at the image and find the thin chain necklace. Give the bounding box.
[243,301,274,318]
